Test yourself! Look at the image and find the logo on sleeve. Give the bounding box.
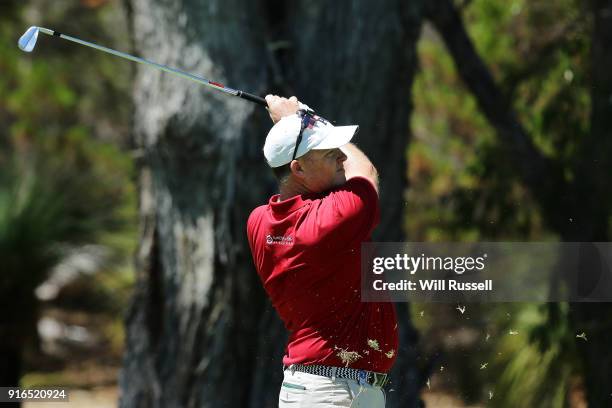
[266,235,294,245]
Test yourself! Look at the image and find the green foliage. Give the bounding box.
[408,0,590,241]
[409,26,537,241]
[0,134,135,321]
[491,303,579,407]
[0,0,135,354]
[409,1,593,405]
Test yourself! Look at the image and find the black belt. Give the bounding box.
[285,364,389,388]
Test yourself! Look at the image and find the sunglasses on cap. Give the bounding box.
[291,109,325,161]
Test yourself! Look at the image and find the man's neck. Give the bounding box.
[278,179,311,201]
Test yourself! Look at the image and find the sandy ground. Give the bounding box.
[23,386,118,408]
[422,391,484,407]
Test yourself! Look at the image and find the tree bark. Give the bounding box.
[120,1,424,407]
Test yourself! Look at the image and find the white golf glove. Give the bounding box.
[298,102,314,114]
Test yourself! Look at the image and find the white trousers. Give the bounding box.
[278,368,386,407]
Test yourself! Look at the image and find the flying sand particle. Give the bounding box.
[367,339,381,351]
[334,346,362,367]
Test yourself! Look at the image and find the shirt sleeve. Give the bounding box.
[246,206,265,269]
[316,176,380,244]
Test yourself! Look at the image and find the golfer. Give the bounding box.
[247,95,398,407]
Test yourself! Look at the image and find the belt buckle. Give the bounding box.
[357,370,368,386]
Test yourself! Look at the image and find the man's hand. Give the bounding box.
[266,95,299,123]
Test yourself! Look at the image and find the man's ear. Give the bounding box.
[289,159,305,179]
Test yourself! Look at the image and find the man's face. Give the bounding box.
[297,148,348,192]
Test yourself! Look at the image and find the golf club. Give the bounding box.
[18,26,267,106]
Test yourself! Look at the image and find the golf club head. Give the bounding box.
[18,26,39,52]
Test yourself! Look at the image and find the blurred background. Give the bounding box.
[1,0,610,407]
[1,1,134,406]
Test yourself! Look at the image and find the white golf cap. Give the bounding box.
[264,112,358,168]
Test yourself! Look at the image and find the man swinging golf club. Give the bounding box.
[19,26,398,405]
[247,95,398,407]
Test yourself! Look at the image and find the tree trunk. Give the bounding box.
[120,1,424,407]
[0,340,22,407]
[567,1,612,406]
[0,285,37,408]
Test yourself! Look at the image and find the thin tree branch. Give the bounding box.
[424,0,561,200]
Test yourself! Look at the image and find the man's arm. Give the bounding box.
[341,143,379,194]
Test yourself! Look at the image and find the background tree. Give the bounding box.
[411,0,612,405]
[119,0,424,407]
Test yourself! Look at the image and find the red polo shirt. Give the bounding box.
[247,177,398,373]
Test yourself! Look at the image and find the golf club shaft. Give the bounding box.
[36,27,266,106]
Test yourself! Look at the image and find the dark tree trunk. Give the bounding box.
[0,341,21,386]
[0,286,37,408]
[0,340,22,407]
[566,2,612,407]
[120,1,424,407]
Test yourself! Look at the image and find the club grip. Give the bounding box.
[239,91,267,106]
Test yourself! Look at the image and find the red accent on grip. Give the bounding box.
[209,81,224,88]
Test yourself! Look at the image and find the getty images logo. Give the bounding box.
[266,234,294,245]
